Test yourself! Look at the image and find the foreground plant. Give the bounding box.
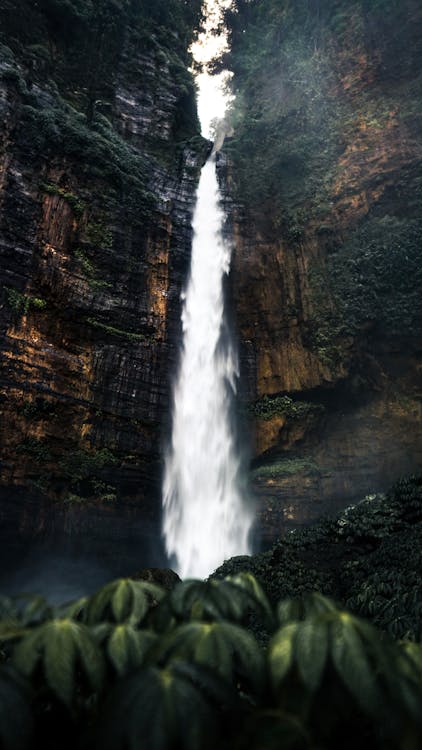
[0,574,420,750]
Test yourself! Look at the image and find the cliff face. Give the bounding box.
[219,0,422,539]
[0,0,208,536]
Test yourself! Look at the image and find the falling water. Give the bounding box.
[162,153,253,579]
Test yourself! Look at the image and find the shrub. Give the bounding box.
[0,573,421,749]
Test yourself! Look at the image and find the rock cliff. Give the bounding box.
[219,0,422,540]
[0,0,208,549]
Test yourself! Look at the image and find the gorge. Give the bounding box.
[0,0,421,589]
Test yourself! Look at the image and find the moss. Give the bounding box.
[75,251,112,290]
[86,318,147,342]
[5,288,47,314]
[23,107,155,223]
[41,183,85,217]
[308,217,422,359]
[16,438,51,463]
[84,222,113,249]
[59,447,118,483]
[252,458,320,479]
[19,398,56,419]
[250,395,325,421]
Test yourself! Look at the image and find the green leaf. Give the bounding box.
[223,572,274,624]
[44,620,76,706]
[330,612,383,717]
[400,641,422,677]
[237,709,311,750]
[0,666,33,750]
[269,623,298,688]
[13,619,104,707]
[56,596,89,621]
[158,575,272,628]
[95,624,157,676]
[295,618,328,691]
[152,621,265,693]
[87,578,165,626]
[96,662,235,750]
[12,595,53,627]
[0,623,26,643]
[276,593,337,627]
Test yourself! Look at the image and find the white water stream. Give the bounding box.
[162,153,253,579]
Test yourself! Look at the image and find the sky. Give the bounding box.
[190,0,233,138]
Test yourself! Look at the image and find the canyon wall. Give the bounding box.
[218,0,422,539]
[1,0,421,558]
[0,0,208,548]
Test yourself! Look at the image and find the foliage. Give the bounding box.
[56,447,119,502]
[5,288,47,315]
[215,475,422,642]
[86,578,165,627]
[41,184,85,217]
[86,318,147,342]
[16,438,51,464]
[0,0,203,198]
[252,459,320,479]
[308,217,422,346]
[74,250,112,290]
[13,619,104,707]
[0,570,421,749]
[250,395,325,422]
[0,667,33,750]
[152,574,273,631]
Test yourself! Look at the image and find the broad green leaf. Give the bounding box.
[223,572,274,623]
[400,641,422,677]
[44,620,76,706]
[95,624,157,676]
[295,618,328,691]
[277,599,303,626]
[277,593,337,627]
[0,666,33,750]
[87,578,165,626]
[0,622,26,643]
[0,597,17,622]
[56,596,89,621]
[12,629,44,677]
[159,575,272,628]
[95,662,236,750]
[12,595,53,627]
[153,621,265,692]
[236,709,311,750]
[330,612,383,717]
[13,619,104,706]
[269,623,298,687]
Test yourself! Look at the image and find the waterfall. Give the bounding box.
[162,153,253,579]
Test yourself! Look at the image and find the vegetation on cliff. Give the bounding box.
[219,0,422,353]
[0,560,421,749]
[1,0,204,206]
[0,0,209,500]
[215,474,422,643]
